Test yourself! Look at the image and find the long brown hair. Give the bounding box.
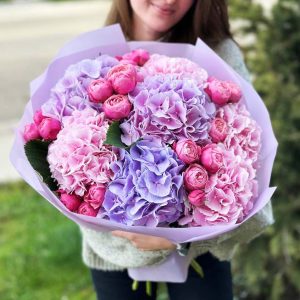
[105,0,233,48]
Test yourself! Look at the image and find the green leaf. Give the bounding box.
[24,140,58,191]
[104,121,127,149]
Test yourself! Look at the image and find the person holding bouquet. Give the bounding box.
[79,1,274,300]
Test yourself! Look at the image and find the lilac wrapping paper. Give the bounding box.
[10,24,278,282]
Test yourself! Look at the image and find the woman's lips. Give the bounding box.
[151,3,175,16]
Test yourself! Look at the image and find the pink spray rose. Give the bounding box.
[209,118,228,143]
[33,109,46,125]
[106,63,137,94]
[201,144,224,173]
[226,81,242,103]
[188,190,205,207]
[175,139,201,164]
[122,49,150,66]
[60,193,82,212]
[184,164,208,191]
[78,202,98,217]
[23,123,41,142]
[88,78,113,103]
[103,94,132,120]
[205,78,231,106]
[38,117,61,140]
[84,184,106,209]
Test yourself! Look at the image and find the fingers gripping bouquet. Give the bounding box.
[11,25,277,282]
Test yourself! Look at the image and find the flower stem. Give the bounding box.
[146,281,152,296]
[191,259,204,278]
[132,280,139,291]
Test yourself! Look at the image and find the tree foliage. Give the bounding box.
[229,1,300,299]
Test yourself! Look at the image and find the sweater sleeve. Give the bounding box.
[80,226,172,270]
[214,38,251,82]
[189,39,274,261]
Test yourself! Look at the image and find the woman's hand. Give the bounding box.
[112,230,176,251]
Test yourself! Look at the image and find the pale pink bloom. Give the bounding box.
[106,63,137,94]
[182,146,258,226]
[103,94,132,120]
[193,186,243,226]
[47,108,117,197]
[184,164,208,191]
[217,103,262,164]
[175,139,201,164]
[60,193,82,212]
[78,202,98,217]
[23,123,41,142]
[142,54,208,86]
[38,117,61,140]
[87,78,113,103]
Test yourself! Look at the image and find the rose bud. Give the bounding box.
[119,59,137,66]
[60,193,82,212]
[23,123,41,142]
[201,144,224,174]
[209,118,228,143]
[106,63,137,94]
[175,139,200,164]
[184,164,208,191]
[78,202,98,217]
[226,81,242,103]
[188,190,206,207]
[123,49,150,66]
[103,94,132,120]
[38,117,61,140]
[88,78,113,103]
[115,55,123,61]
[33,109,46,126]
[205,79,231,106]
[84,184,106,210]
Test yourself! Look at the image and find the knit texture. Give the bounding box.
[80,38,274,270]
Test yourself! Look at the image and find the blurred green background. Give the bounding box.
[0,0,299,299]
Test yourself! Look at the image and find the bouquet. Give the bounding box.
[10,25,277,282]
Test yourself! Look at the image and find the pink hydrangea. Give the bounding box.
[47,108,117,196]
[217,103,262,165]
[142,54,208,86]
[180,147,258,226]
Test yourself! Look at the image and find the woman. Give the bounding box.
[81,1,274,299]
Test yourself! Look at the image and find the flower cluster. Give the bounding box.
[217,103,262,164]
[47,108,117,214]
[178,142,258,226]
[23,49,262,227]
[121,75,216,145]
[100,137,185,226]
[142,54,208,86]
[42,55,119,121]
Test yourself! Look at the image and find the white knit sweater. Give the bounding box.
[81,39,274,271]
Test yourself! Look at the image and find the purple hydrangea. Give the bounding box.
[120,75,216,146]
[42,55,119,121]
[99,137,185,227]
